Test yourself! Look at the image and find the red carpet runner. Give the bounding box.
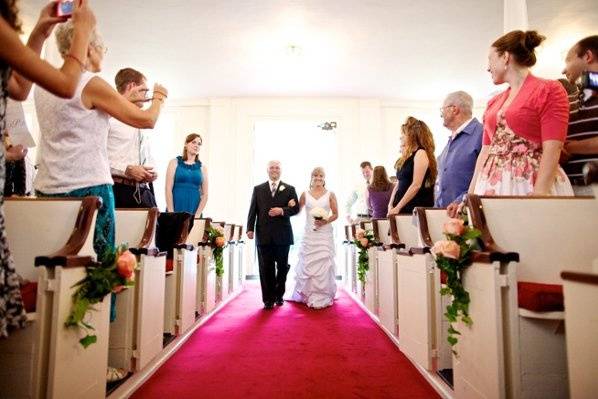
[132,285,439,398]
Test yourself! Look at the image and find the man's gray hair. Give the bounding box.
[445,91,473,117]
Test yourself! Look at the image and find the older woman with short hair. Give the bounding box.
[34,20,168,261]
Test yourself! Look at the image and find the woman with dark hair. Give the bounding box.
[470,30,572,198]
[165,133,209,216]
[366,165,395,218]
[388,117,437,216]
[0,0,95,338]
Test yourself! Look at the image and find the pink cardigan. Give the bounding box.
[483,74,569,145]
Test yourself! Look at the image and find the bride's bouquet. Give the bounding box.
[310,207,329,230]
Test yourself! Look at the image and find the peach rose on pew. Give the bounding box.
[214,236,226,248]
[355,228,365,240]
[214,225,225,235]
[359,237,369,247]
[431,240,461,260]
[443,218,465,236]
[116,250,137,280]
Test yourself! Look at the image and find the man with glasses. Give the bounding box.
[436,91,482,213]
[107,68,158,207]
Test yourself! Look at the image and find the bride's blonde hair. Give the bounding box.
[310,167,326,188]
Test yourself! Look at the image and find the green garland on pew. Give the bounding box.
[65,244,136,348]
[207,226,227,277]
[353,229,377,287]
[432,216,481,353]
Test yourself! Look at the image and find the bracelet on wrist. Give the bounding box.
[65,54,85,72]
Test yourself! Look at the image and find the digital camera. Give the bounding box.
[581,71,598,91]
[56,0,74,18]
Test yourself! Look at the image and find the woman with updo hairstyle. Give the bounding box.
[388,116,437,216]
[458,30,572,211]
[165,133,209,216]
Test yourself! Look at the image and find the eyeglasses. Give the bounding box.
[439,104,456,114]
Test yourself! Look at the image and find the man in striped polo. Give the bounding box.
[561,35,598,195]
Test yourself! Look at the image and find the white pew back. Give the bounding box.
[561,271,598,398]
[475,196,598,284]
[1,197,109,399]
[393,215,420,249]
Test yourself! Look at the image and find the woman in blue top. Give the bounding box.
[165,133,208,216]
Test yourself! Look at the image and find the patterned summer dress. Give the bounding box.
[0,63,27,338]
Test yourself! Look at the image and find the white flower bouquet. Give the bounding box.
[309,207,329,230]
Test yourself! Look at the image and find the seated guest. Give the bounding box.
[366,166,395,219]
[561,35,598,196]
[0,0,95,338]
[165,133,208,216]
[108,67,159,208]
[436,91,482,212]
[34,20,168,261]
[388,117,437,216]
[465,30,572,204]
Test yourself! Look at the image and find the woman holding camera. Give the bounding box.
[0,0,95,338]
[34,20,168,265]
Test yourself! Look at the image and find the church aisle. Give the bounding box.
[132,284,439,398]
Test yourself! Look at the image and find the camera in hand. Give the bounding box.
[581,71,598,91]
[56,0,74,18]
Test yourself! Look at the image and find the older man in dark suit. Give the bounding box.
[247,160,300,309]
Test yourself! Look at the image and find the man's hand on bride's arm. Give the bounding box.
[268,207,283,217]
[246,231,254,240]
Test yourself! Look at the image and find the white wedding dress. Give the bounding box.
[290,191,337,309]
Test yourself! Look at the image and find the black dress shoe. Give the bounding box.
[263,303,274,310]
[275,299,284,306]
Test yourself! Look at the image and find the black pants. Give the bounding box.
[113,182,157,208]
[257,244,290,304]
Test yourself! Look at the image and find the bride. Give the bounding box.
[290,167,338,309]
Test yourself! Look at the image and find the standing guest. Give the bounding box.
[34,20,168,262]
[436,91,483,214]
[0,0,95,338]
[388,117,437,216]
[165,133,208,216]
[108,67,158,208]
[458,30,572,215]
[561,35,598,196]
[366,165,395,219]
[345,161,373,223]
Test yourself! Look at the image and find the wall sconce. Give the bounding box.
[318,121,337,131]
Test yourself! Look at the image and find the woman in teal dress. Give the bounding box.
[165,133,209,216]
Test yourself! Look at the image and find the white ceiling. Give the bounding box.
[21,1,513,101]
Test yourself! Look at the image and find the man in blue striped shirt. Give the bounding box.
[435,91,483,208]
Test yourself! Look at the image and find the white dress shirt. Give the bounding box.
[107,118,154,177]
[345,180,369,217]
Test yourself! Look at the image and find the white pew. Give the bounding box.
[156,213,197,337]
[396,208,452,377]
[561,271,598,398]
[221,223,234,300]
[109,208,166,373]
[359,220,378,315]
[344,225,358,293]
[187,218,216,316]
[0,197,109,399]
[227,224,238,294]
[373,218,402,336]
[233,225,245,291]
[455,195,598,399]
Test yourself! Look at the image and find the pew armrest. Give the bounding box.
[561,271,598,285]
[410,247,430,255]
[471,250,519,264]
[34,196,101,268]
[35,255,95,268]
[137,207,159,249]
[129,247,166,257]
[174,243,194,251]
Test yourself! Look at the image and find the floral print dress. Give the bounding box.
[474,110,573,196]
[0,63,27,338]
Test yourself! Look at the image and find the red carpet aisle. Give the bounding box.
[132,285,439,398]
